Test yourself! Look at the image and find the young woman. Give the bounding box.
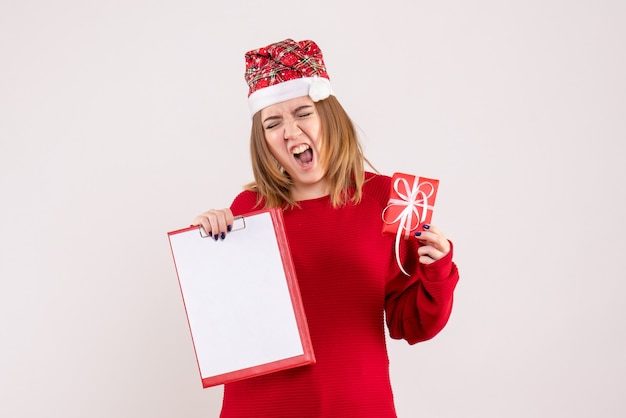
[193,38,459,418]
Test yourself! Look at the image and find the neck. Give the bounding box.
[291,181,330,202]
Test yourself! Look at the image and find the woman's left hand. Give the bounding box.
[414,224,451,265]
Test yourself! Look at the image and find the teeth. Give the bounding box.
[292,144,310,155]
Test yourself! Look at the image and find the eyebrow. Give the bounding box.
[262,105,313,124]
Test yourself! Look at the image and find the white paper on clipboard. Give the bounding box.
[167,208,314,388]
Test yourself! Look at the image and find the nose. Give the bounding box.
[283,118,302,139]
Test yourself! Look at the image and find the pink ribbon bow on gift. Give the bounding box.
[382,176,437,276]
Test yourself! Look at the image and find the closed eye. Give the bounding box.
[262,106,314,130]
[263,118,282,130]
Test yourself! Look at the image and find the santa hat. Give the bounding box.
[244,38,333,116]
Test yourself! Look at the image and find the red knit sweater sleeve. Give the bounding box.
[365,173,460,345]
[385,240,459,344]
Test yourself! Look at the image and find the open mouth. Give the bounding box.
[292,144,313,166]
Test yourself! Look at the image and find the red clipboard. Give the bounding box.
[167,208,315,388]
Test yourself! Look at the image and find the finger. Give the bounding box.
[213,209,234,240]
[415,226,450,254]
[223,208,234,230]
[192,208,235,240]
[414,230,445,248]
[423,224,444,236]
[192,210,222,239]
[192,215,213,237]
[418,245,446,262]
[207,211,224,240]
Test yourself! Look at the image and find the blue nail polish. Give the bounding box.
[423,224,430,230]
[227,225,232,232]
[208,231,213,237]
[220,232,226,240]
[214,234,219,241]
[415,231,422,237]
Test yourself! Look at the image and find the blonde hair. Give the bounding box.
[245,95,367,208]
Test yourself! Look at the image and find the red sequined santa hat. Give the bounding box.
[245,38,333,116]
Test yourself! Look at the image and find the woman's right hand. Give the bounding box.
[192,208,234,241]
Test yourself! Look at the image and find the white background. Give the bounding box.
[1,1,624,417]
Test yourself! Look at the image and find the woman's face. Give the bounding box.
[260,96,327,200]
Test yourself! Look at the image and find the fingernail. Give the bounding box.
[423,224,430,230]
[415,231,422,237]
[220,232,226,240]
[214,234,219,241]
[208,231,213,237]
[227,225,232,232]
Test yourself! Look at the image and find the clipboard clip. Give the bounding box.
[199,216,246,238]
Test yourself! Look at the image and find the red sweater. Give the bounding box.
[220,172,459,417]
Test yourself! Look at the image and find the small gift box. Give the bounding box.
[382,172,439,237]
[382,172,439,275]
